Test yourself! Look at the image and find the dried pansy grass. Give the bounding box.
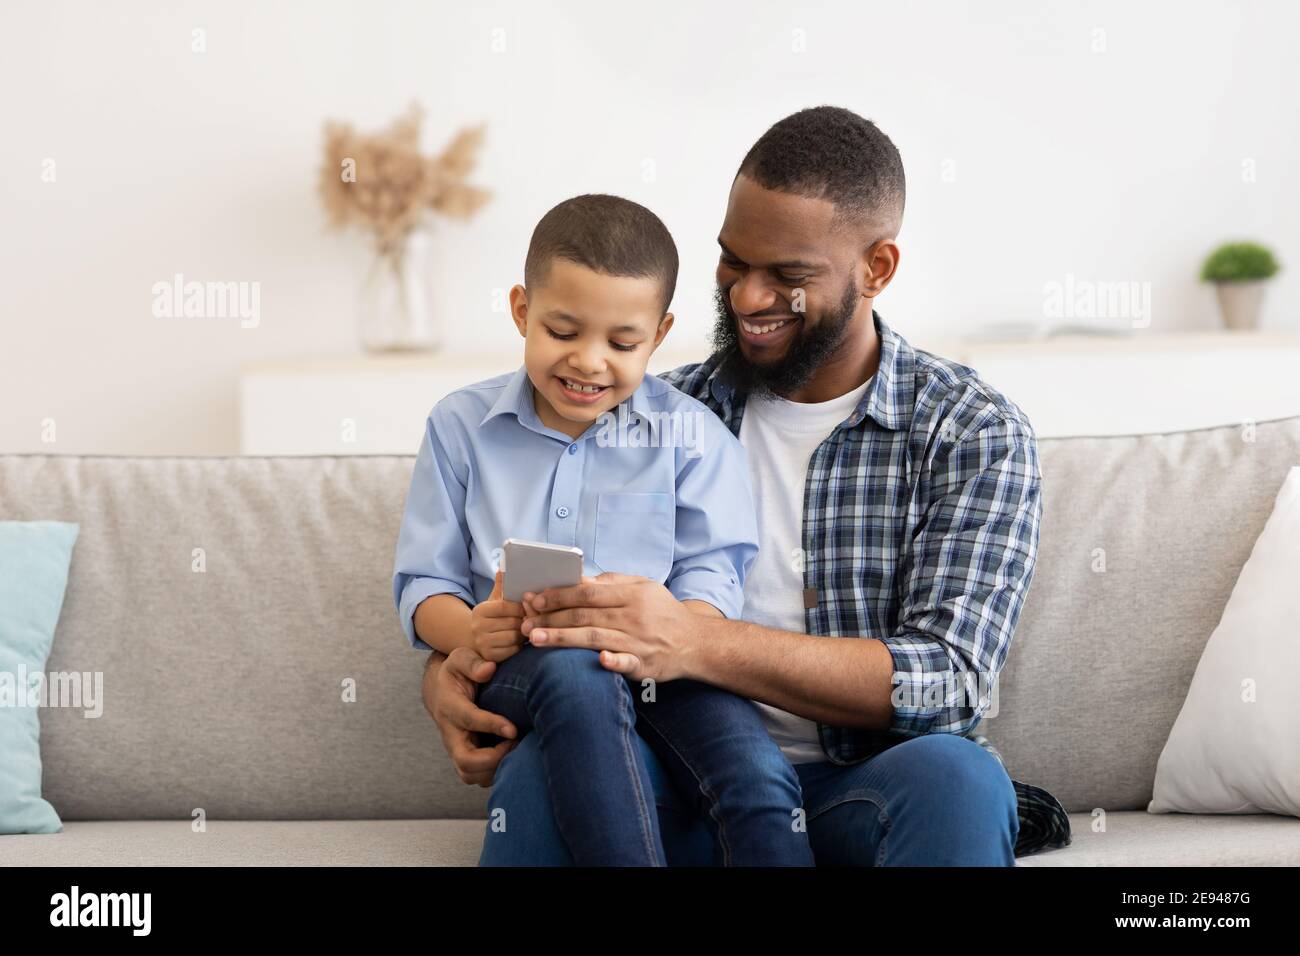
[319,103,491,256]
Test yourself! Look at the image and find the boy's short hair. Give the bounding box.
[524,194,678,314]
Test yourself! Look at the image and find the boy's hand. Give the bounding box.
[472,570,527,662]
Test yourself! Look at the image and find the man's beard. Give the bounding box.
[710,278,859,399]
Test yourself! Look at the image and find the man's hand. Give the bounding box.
[422,645,519,787]
[471,570,527,663]
[520,573,704,682]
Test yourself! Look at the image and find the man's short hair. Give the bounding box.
[524,194,679,313]
[737,105,906,239]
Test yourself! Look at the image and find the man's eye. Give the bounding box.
[720,255,745,269]
[546,329,576,341]
[777,273,810,286]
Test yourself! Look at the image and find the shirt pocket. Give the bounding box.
[593,492,675,581]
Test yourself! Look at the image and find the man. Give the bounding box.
[421,105,1071,865]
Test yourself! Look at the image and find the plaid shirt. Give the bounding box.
[659,311,1070,858]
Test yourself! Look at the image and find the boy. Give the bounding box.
[393,194,812,865]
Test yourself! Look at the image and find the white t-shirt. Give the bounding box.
[737,375,874,764]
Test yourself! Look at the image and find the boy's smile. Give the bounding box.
[510,259,674,440]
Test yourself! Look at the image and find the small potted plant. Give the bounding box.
[1200,241,1280,330]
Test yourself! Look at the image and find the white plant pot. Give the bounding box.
[1214,279,1268,331]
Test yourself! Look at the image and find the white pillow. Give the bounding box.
[1149,465,1300,816]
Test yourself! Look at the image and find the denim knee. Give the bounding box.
[897,734,1019,840]
[914,736,1015,804]
[526,647,624,693]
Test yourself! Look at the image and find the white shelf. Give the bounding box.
[240,348,703,456]
[240,333,1300,455]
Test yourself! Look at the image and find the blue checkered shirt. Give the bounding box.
[659,311,1070,858]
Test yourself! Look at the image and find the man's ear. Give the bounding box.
[508,284,529,337]
[651,312,674,350]
[860,239,900,298]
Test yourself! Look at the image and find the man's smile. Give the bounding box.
[737,314,800,349]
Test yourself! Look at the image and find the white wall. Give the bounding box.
[3,0,1297,455]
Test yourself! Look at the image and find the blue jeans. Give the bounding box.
[477,645,814,866]
[480,706,1020,866]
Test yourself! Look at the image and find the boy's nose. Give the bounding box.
[567,351,606,376]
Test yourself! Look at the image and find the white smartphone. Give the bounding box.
[502,538,584,602]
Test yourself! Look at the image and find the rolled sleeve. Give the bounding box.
[392,407,476,650]
[664,416,758,620]
[885,414,1042,737]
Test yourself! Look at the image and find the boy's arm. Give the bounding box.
[663,415,759,620]
[413,594,474,655]
[393,405,477,651]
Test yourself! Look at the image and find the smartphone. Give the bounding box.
[501,538,583,603]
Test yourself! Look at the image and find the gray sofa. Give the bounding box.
[3,415,1300,866]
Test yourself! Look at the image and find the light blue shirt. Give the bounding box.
[393,363,760,650]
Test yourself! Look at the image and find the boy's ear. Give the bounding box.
[651,312,674,350]
[508,284,529,337]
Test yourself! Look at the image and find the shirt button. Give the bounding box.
[556,506,570,518]
[568,444,577,455]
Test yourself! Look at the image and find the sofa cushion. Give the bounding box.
[1149,465,1300,816]
[1016,812,1300,866]
[979,415,1300,813]
[3,813,1297,866]
[0,819,487,866]
[0,455,487,822]
[0,520,79,834]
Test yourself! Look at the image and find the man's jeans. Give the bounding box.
[480,712,1020,866]
[478,646,814,865]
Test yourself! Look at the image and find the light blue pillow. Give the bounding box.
[0,520,79,834]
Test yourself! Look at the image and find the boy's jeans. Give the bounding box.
[477,645,814,866]
[480,697,1021,866]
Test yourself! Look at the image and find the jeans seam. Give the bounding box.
[805,787,892,866]
[634,703,734,866]
[617,673,661,865]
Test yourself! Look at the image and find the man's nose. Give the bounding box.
[729,271,778,317]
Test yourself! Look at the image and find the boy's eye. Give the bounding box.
[546,328,638,352]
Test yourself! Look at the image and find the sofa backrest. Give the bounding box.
[2,415,1298,819]
[982,415,1300,811]
[1,454,484,822]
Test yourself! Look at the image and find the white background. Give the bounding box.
[2,0,1297,454]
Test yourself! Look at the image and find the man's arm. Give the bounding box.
[685,617,898,729]
[883,413,1041,736]
[692,413,1040,736]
